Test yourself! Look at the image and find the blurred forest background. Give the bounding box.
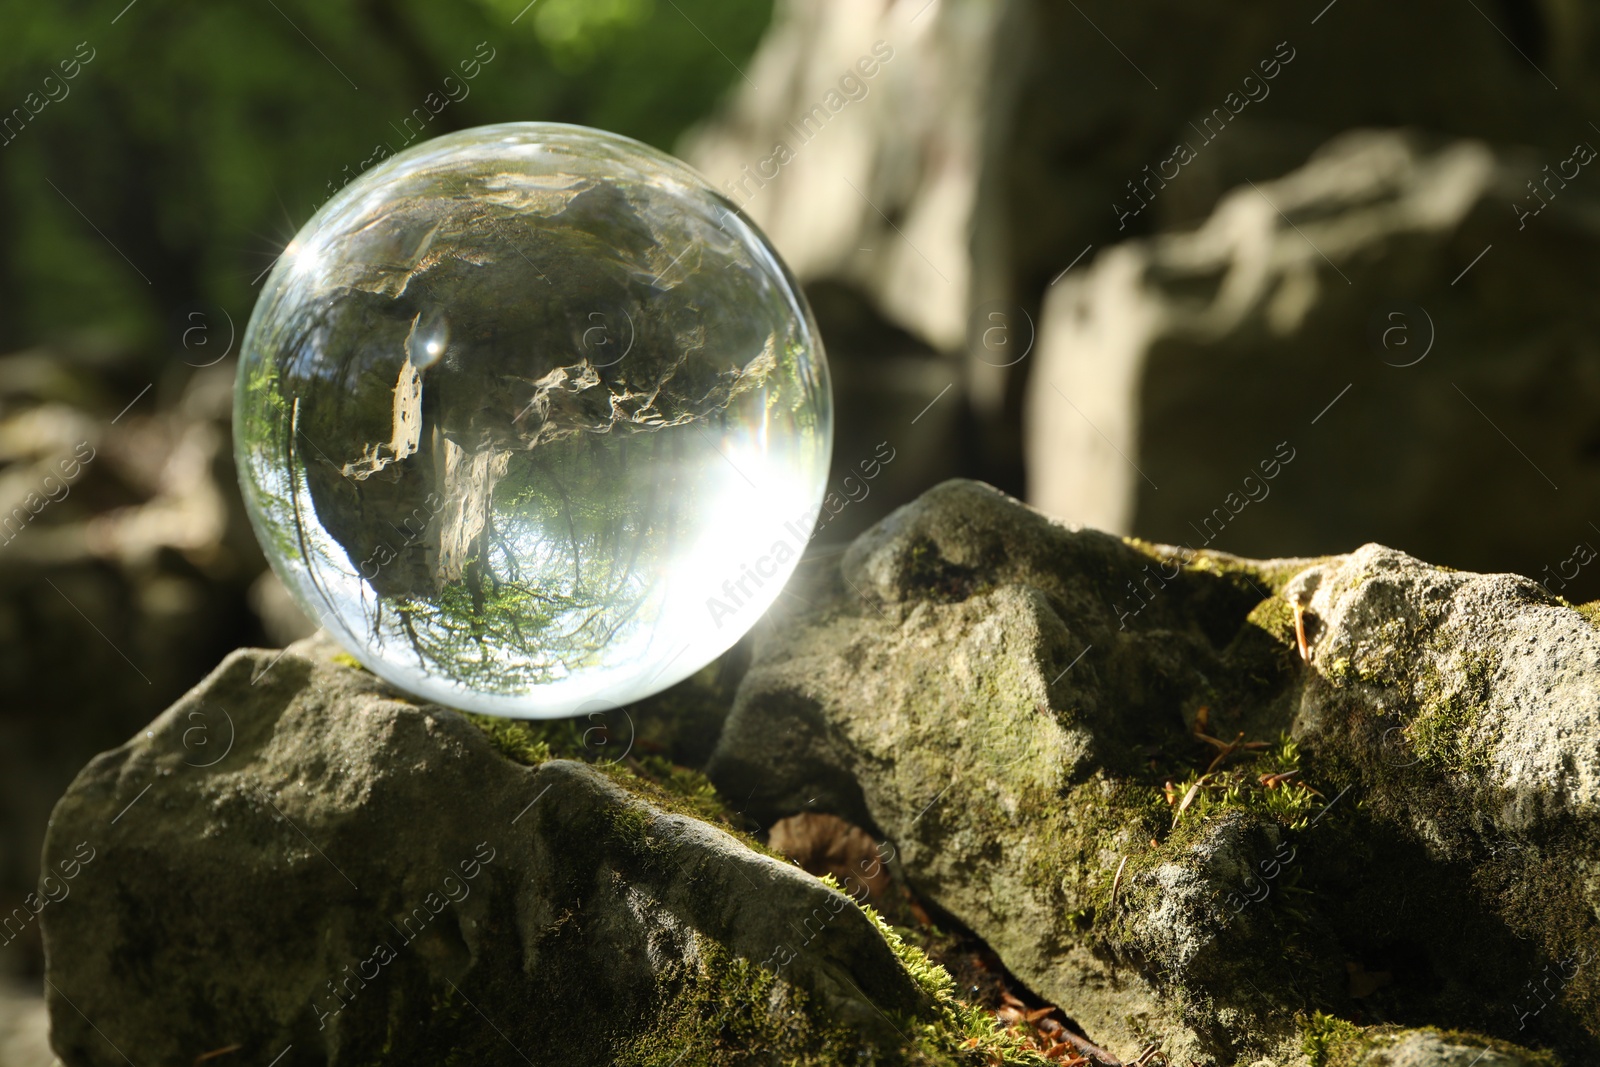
[8,0,1600,1053]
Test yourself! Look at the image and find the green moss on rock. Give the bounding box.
[1246,593,1299,648]
[1569,599,1600,630]
[331,651,367,671]
[616,946,853,1067]
[1406,651,1497,770]
[466,711,556,766]
[820,876,1052,1067]
[1168,734,1321,832]
[460,710,773,855]
[1301,1011,1367,1066]
[1301,1013,1562,1067]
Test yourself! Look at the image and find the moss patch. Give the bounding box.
[1300,1013,1562,1067]
[902,535,989,602]
[1570,600,1600,630]
[613,945,854,1067]
[612,883,1050,1067]
[1406,651,1497,770]
[1301,1012,1367,1066]
[1246,593,1299,648]
[1168,734,1321,832]
[462,711,780,860]
[821,876,1052,1067]
[468,712,555,766]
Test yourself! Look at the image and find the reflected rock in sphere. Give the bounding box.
[234,123,831,718]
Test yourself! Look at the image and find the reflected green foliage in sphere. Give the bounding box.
[234,123,831,718]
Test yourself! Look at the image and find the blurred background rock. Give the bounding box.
[4,0,1600,1050]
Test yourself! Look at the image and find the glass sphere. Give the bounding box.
[234,123,831,718]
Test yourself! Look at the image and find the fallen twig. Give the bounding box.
[1109,855,1128,916]
[1055,1030,1125,1065]
[1173,774,1212,824]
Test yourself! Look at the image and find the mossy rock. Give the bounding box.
[39,633,1014,1067]
[1302,1014,1560,1066]
[711,480,1600,1065]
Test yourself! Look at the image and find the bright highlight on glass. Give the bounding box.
[234,122,832,718]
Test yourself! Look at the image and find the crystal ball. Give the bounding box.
[234,123,832,718]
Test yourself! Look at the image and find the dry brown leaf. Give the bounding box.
[766,812,891,899]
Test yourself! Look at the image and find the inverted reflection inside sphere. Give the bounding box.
[234,123,832,718]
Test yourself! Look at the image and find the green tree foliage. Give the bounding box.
[0,0,771,355]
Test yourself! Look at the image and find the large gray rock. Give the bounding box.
[39,634,983,1067]
[1341,1030,1552,1067]
[1026,130,1600,601]
[710,479,1594,1066]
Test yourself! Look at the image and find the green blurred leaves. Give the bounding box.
[0,0,770,357]
[489,0,658,67]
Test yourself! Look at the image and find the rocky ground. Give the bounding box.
[35,480,1600,1066]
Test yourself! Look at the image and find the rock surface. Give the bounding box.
[39,478,1600,1066]
[710,479,1596,1065]
[1026,129,1600,600]
[38,633,994,1067]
